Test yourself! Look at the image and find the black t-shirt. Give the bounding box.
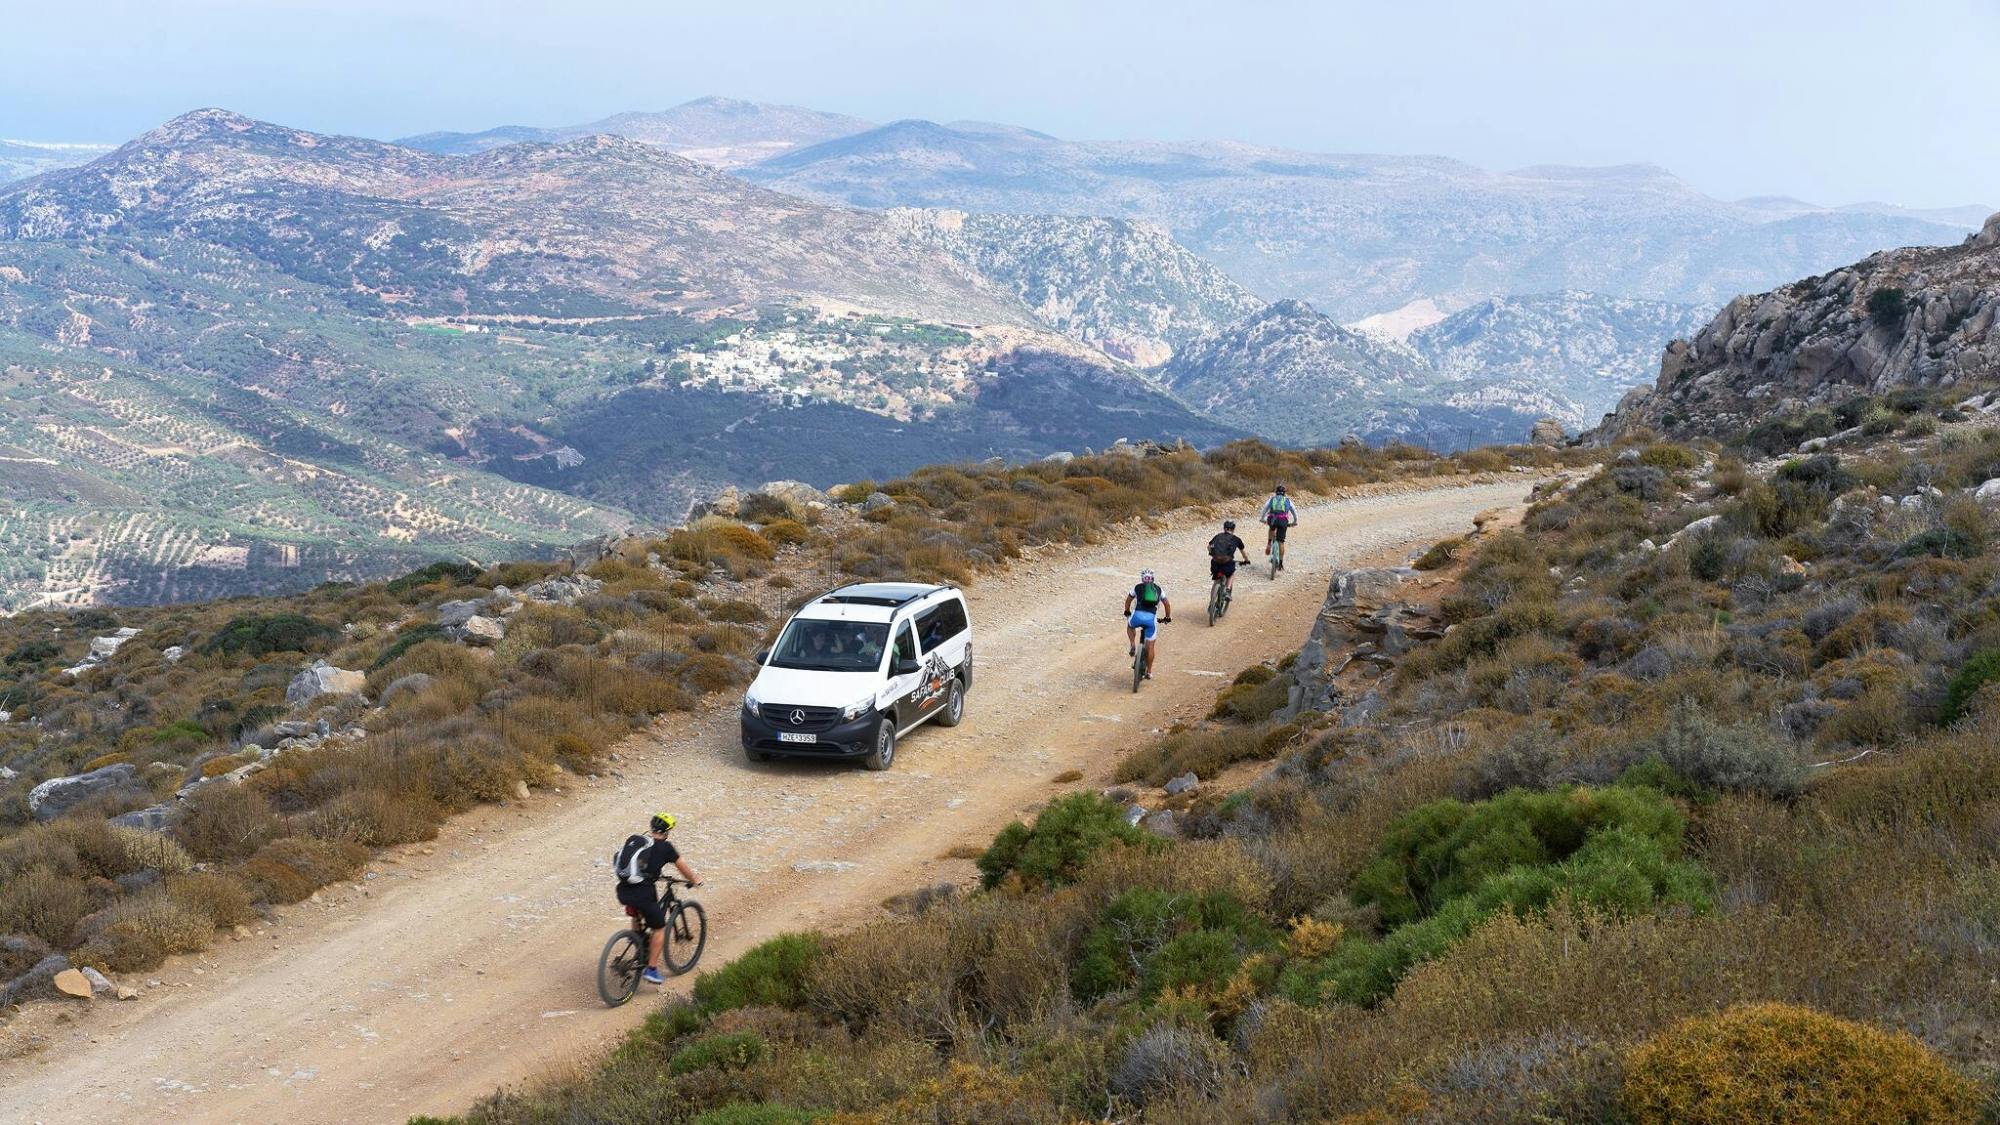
[1131,582,1164,611]
[637,838,680,880]
[1208,532,1245,560]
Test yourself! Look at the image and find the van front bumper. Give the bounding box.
[740,706,879,759]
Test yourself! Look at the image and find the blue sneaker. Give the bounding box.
[641,967,666,985]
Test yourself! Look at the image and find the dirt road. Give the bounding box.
[0,478,1535,1124]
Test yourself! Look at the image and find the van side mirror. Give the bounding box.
[754,649,769,665]
[893,657,920,676]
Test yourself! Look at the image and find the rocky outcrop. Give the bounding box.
[1529,418,1568,446]
[1595,213,2000,441]
[1281,566,1442,721]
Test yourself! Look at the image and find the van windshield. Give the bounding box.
[767,619,889,672]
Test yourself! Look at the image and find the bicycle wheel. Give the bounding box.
[1132,643,1144,693]
[1208,581,1221,626]
[596,929,644,1007]
[664,901,708,975]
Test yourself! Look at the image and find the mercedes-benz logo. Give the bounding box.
[790,709,805,726]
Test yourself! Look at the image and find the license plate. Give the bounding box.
[778,732,818,744]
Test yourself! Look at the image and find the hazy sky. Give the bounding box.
[4,0,1994,208]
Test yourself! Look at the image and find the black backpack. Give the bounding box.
[612,834,651,885]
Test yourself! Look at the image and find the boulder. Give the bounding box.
[1328,567,1414,609]
[80,966,114,996]
[271,720,313,739]
[1971,210,2000,252]
[109,803,176,832]
[1123,804,1148,827]
[28,763,142,821]
[457,615,505,646]
[757,479,830,510]
[286,660,365,707]
[1528,417,1568,447]
[566,534,621,570]
[708,486,742,518]
[53,968,93,999]
[1974,478,2000,503]
[520,574,602,605]
[379,672,434,707]
[1142,810,1180,838]
[1163,772,1199,797]
[860,492,896,513]
[162,645,186,664]
[436,599,483,626]
[1040,451,1076,464]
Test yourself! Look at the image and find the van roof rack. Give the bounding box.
[815,582,949,609]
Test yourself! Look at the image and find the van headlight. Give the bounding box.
[743,685,762,715]
[841,695,874,722]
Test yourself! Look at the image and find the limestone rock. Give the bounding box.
[80,966,114,996]
[108,803,176,832]
[28,763,142,821]
[1528,417,1567,447]
[756,479,829,510]
[437,599,483,626]
[1974,478,2000,503]
[860,492,895,513]
[1041,451,1075,464]
[287,660,365,707]
[1163,772,1199,797]
[457,615,505,646]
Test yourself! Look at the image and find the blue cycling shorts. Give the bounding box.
[1128,609,1159,641]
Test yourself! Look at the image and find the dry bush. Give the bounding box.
[165,871,256,927]
[1620,1002,1979,1125]
[175,782,283,862]
[0,867,97,947]
[236,836,366,904]
[303,787,441,847]
[1116,724,1286,785]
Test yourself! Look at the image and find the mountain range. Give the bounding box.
[397,96,873,168]
[2,98,1984,608]
[0,139,115,185]
[0,110,1237,609]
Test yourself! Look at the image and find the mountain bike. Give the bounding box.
[1268,536,1284,580]
[1131,618,1169,692]
[1207,573,1231,626]
[597,878,708,1007]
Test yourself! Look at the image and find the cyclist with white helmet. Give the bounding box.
[1123,568,1172,678]
[1260,484,1299,570]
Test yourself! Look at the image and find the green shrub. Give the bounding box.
[386,560,482,595]
[1866,287,1908,331]
[1640,700,1806,799]
[1942,649,2000,726]
[1639,444,1699,471]
[668,1031,768,1075]
[688,1106,825,1125]
[1073,888,1272,1001]
[204,613,336,656]
[1413,536,1466,571]
[690,933,823,1014]
[1621,1002,1977,1124]
[976,792,1159,890]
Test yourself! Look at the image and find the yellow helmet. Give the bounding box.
[650,812,677,834]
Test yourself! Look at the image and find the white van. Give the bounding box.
[739,583,972,770]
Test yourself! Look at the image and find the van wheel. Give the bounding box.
[935,679,964,727]
[960,656,972,692]
[746,747,772,763]
[863,720,897,771]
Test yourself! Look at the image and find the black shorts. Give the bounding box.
[1266,520,1289,542]
[615,882,666,927]
[1210,557,1237,580]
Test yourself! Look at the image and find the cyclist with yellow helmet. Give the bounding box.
[611,813,704,985]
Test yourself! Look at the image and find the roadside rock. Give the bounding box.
[287,660,365,707]
[80,966,114,996]
[53,968,93,998]
[1328,567,1414,609]
[1528,417,1567,446]
[1163,772,1199,797]
[28,763,141,821]
[0,953,69,1007]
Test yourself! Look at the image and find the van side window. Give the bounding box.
[893,622,917,665]
[915,598,968,651]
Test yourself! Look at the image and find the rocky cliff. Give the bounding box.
[1595,212,2000,440]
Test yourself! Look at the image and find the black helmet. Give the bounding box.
[1223,520,1236,530]
[1274,484,1287,495]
